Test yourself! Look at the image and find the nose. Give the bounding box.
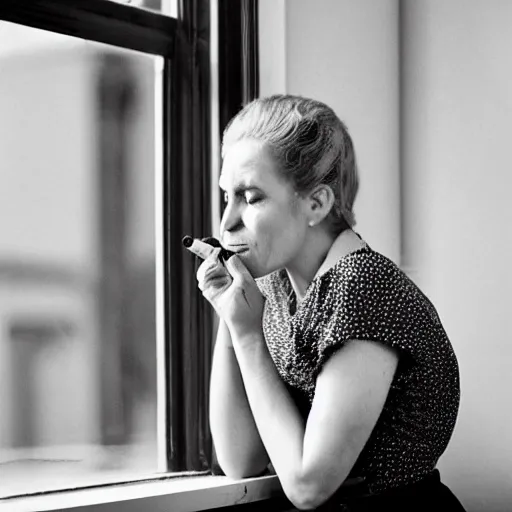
[220,200,243,235]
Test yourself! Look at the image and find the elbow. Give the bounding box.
[283,476,332,511]
[286,490,330,511]
[222,465,266,480]
[217,456,269,480]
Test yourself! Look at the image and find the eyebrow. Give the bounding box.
[218,181,263,194]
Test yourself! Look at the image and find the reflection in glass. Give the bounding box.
[0,22,159,496]
[107,0,175,16]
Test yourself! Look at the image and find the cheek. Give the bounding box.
[248,213,277,260]
[250,207,303,268]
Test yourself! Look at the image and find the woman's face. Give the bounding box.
[219,138,309,278]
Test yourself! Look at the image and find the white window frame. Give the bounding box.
[4,475,282,512]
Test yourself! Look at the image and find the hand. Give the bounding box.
[186,239,265,338]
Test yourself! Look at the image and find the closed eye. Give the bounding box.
[223,191,263,204]
[246,193,263,205]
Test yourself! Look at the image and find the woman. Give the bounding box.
[186,95,466,511]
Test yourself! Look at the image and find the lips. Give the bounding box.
[225,244,249,255]
[224,242,247,248]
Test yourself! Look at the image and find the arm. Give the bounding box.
[232,331,398,510]
[209,320,270,478]
[193,251,398,508]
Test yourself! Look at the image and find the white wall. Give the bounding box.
[260,1,512,510]
[259,0,401,263]
[402,2,512,510]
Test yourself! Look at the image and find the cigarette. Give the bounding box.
[182,236,236,261]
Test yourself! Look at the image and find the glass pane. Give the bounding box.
[107,0,176,16]
[0,22,160,496]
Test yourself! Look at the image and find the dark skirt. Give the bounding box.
[321,470,466,512]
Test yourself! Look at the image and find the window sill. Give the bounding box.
[2,474,284,512]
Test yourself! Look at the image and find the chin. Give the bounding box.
[237,256,263,279]
[238,250,283,279]
[247,261,280,280]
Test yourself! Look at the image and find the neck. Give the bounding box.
[285,228,364,303]
[284,228,336,303]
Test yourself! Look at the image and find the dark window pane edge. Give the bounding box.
[162,58,173,470]
[0,0,176,57]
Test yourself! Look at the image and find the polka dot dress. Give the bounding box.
[256,244,460,495]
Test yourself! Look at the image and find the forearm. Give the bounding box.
[209,322,269,477]
[230,328,310,502]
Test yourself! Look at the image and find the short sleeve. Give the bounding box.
[315,253,442,373]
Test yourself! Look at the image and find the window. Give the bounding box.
[0,1,280,510]
[0,18,161,499]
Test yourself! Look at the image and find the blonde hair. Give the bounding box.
[221,94,359,231]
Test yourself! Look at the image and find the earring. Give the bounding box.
[309,220,315,227]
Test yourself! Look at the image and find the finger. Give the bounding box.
[201,275,231,296]
[183,237,216,260]
[196,248,222,282]
[198,264,230,291]
[224,254,253,282]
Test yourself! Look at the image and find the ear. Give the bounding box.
[307,185,335,226]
